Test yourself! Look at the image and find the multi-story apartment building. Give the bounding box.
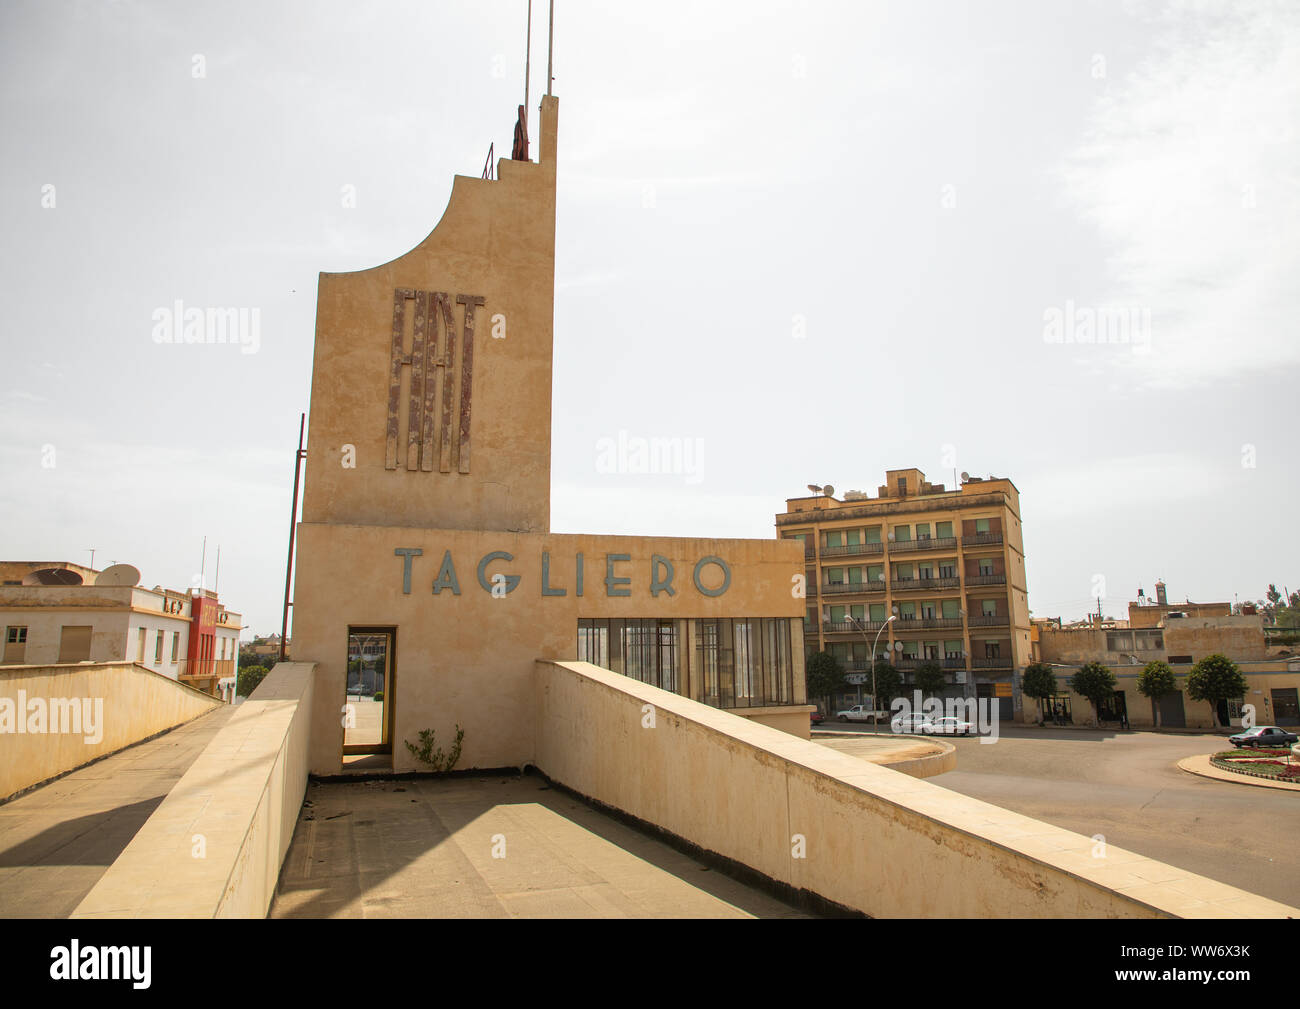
[775,468,1031,720]
[0,560,242,700]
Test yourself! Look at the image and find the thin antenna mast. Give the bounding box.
[214,545,221,594]
[525,0,532,113]
[546,0,554,95]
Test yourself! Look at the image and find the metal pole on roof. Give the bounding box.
[280,413,306,662]
[546,0,554,95]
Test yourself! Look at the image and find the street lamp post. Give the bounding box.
[850,614,896,734]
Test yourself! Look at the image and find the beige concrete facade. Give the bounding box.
[0,662,221,801]
[72,662,315,919]
[291,96,810,775]
[776,469,1031,718]
[0,577,242,699]
[534,660,1298,918]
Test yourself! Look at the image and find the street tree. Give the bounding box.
[1068,662,1117,727]
[1135,660,1178,728]
[1020,663,1057,723]
[1185,653,1249,729]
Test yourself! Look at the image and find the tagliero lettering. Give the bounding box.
[392,548,732,598]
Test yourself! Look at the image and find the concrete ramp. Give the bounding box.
[1,662,223,802]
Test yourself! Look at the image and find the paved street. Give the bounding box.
[929,726,1300,907]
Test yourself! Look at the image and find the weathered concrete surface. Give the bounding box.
[0,705,233,918]
[72,663,315,919]
[270,776,808,919]
[1,662,222,800]
[535,660,1300,918]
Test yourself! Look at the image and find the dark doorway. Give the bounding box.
[1155,691,1186,728]
[1273,688,1299,726]
[344,627,395,756]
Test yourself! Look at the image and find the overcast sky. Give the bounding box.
[2,0,1296,635]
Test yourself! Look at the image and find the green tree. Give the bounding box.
[1020,663,1057,722]
[914,661,946,699]
[870,660,902,713]
[1068,662,1117,727]
[237,664,269,698]
[1135,660,1178,728]
[1185,653,1249,729]
[806,651,846,710]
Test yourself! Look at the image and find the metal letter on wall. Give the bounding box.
[385,288,484,474]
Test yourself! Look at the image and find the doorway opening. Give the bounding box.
[344,627,395,760]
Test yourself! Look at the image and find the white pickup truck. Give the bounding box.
[834,704,890,724]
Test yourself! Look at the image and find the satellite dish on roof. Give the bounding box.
[960,471,970,482]
[823,485,835,497]
[23,567,83,586]
[96,563,141,587]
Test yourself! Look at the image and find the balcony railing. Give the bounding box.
[968,614,1009,627]
[177,658,235,680]
[821,580,887,595]
[890,576,962,591]
[820,541,885,558]
[962,533,1003,547]
[941,657,966,669]
[966,573,1006,586]
[823,620,889,634]
[888,536,957,553]
[972,656,1010,668]
[892,616,965,631]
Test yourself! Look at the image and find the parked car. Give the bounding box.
[810,708,825,725]
[835,705,888,723]
[1227,725,1299,748]
[891,712,931,734]
[924,716,974,736]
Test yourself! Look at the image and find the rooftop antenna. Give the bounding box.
[214,545,221,595]
[547,0,555,95]
[199,536,206,594]
[512,1,532,161]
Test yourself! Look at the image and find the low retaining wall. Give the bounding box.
[0,662,221,802]
[71,662,316,919]
[534,660,1298,918]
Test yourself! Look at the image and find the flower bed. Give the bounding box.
[1210,751,1300,782]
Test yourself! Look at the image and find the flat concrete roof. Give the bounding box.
[270,776,812,919]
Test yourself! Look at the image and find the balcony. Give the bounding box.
[821,580,887,596]
[966,573,1006,587]
[890,576,962,592]
[893,616,965,631]
[888,536,957,554]
[962,533,1003,548]
[820,541,885,558]
[941,657,966,670]
[823,620,889,634]
[968,614,1009,627]
[972,656,1010,669]
[177,658,235,680]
